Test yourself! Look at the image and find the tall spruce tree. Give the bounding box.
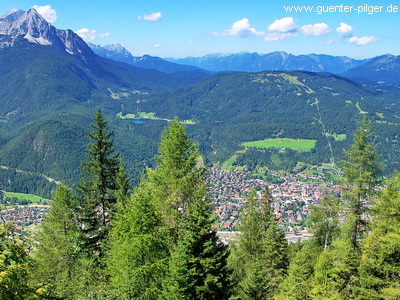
[342,116,382,251]
[151,120,231,299]
[230,188,288,299]
[76,109,123,260]
[161,194,231,300]
[147,119,204,241]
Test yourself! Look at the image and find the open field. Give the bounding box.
[222,150,247,171]
[242,138,317,152]
[2,191,49,203]
[117,112,196,124]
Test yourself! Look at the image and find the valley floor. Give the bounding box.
[1,164,341,241]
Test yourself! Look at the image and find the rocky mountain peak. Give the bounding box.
[0,8,96,64]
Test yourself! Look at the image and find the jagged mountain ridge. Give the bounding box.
[0,8,97,65]
[0,9,210,119]
[165,52,367,74]
[342,54,400,84]
[166,52,400,87]
[88,43,134,65]
[88,43,209,74]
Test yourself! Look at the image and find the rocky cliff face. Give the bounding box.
[0,8,97,65]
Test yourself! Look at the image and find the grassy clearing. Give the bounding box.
[117,112,136,119]
[222,150,247,171]
[3,191,49,203]
[117,112,156,119]
[137,112,156,118]
[325,133,347,141]
[117,112,196,124]
[355,102,368,114]
[242,138,317,152]
[223,154,239,172]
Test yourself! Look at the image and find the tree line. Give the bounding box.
[1,112,399,299]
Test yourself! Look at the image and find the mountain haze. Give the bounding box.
[166,52,366,74]
[342,54,400,84]
[88,43,209,75]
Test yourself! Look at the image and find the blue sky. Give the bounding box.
[0,0,399,59]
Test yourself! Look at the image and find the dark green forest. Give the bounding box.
[1,112,399,299]
[2,49,400,198]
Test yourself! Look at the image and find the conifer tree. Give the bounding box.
[108,182,168,299]
[109,119,231,299]
[310,217,359,299]
[76,109,123,260]
[161,195,231,300]
[147,119,204,241]
[342,116,382,251]
[357,172,400,299]
[32,185,78,297]
[276,240,321,300]
[230,188,288,299]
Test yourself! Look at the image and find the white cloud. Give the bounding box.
[265,32,297,42]
[212,18,264,38]
[74,28,110,41]
[267,17,296,33]
[336,22,353,38]
[32,5,57,23]
[154,43,160,48]
[349,36,378,46]
[300,23,331,36]
[326,39,334,45]
[138,12,162,21]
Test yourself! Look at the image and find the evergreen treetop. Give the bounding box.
[76,109,125,260]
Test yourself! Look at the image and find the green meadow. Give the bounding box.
[242,138,317,152]
[3,191,49,203]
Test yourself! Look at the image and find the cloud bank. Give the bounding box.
[32,5,57,23]
[300,23,331,36]
[268,17,296,33]
[75,28,110,41]
[349,36,378,46]
[138,12,162,21]
[212,18,264,37]
[265,17,297,41]
[336,22,353,38]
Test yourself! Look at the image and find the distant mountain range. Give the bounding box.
[0,8,400,197]
[166,52,366,74]
[88,42,209,75]
[90,43,400,86]
[342,54,400,85]
[167,52,400,86]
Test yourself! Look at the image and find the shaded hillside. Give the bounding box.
[342,54,400,85]
[126,71,400,172]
